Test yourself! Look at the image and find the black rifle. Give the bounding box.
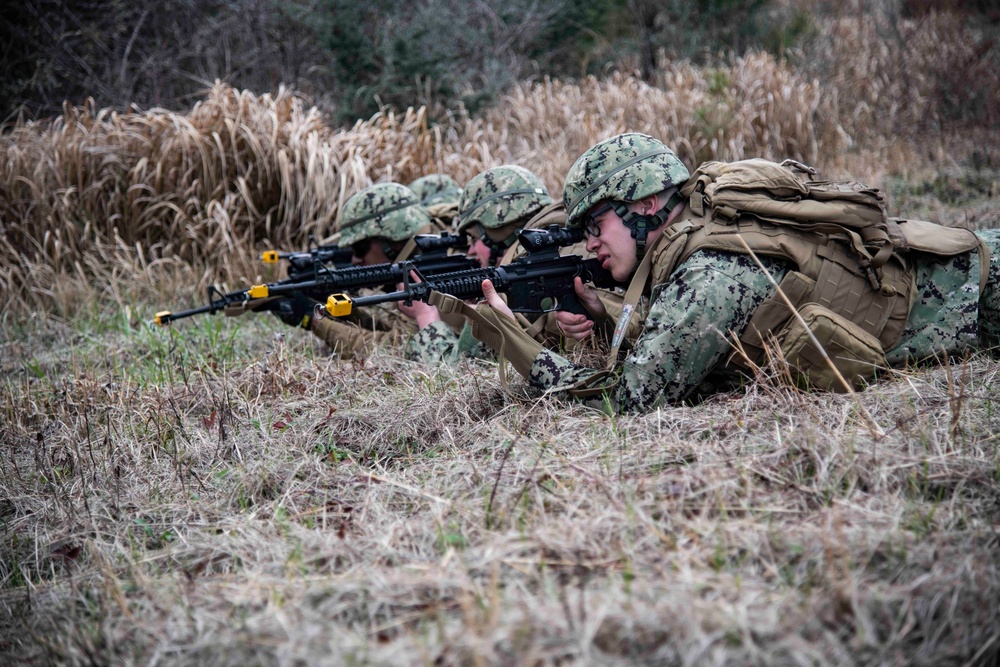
[260,231,470,281]
[154,232,474,326]
[321,226,623,318]
[261,236,355,277]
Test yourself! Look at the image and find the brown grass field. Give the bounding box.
[2,11,1000,666]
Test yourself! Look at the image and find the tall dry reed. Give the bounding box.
[1,16,995,318]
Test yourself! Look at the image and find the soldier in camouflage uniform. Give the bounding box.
[466,132,1000,413]
[401,165,633,364]
[401,165,558,363]
[275,182,445,357]
[408,174,463,231]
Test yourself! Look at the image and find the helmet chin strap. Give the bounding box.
[483,234,517,266]
[612,190,685,261]
[480,231,519,265]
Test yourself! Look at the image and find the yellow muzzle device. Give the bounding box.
[324,294,354,317]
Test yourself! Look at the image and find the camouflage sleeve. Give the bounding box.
[976,228,1000,348]
[406,320,490,364]
[406,321,461,364]
[528,251,784,413]
[885,229,995,364]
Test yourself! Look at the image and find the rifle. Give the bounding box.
[259,230,473,281]
[260,234,354,279]
[321,226,623,318]
[153,232,475,326]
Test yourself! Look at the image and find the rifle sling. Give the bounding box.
[396,237,418,262]
[607,219,697,367]
[428,291,543,391]
[223,296,281,317]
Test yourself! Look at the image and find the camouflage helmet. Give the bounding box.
[456,165,553,234]
[408,174,462,207]
[338,183,431,246]
[562,133,690,227]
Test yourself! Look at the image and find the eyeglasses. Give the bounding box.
[584,202,614,238]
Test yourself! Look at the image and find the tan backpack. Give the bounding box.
[664,158,988,390]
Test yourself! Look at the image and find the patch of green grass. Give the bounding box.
[437,522,468,552]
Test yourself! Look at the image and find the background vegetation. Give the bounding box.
[6,0,999,123]
[2,1,1000,664]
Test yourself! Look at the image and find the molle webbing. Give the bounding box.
[674,159,983,372]
[676,221,914,373]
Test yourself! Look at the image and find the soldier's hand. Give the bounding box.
[273,292,318,329]
[396,272,442,328]
[556,311,594,340]
[556,278,604,340]
[479,279,514,321]
[572,276,606,318]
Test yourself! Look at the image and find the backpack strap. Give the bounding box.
[603,218,699,366]
[395,237,418,262]
[977,238,991,295]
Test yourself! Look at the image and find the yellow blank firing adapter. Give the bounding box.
[261,250,279,264]
[153,311,171,326]
[325,294,354,317]
[248,284,269,299]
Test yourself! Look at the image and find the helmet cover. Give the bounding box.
[457,165,552,234]
[563,133,690,227]
[338,183,431,246]
[408,173,462,207]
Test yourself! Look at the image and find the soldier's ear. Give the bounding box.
[639,194,659,215]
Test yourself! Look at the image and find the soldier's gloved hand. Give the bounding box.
[273,292,318,329]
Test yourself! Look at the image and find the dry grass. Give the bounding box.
[2,11,1000,665]
[0,88,461,316]
[4,17,997,319]
[1,319,999,665]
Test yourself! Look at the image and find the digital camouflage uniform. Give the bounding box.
[482,133,1000,413]
[310,183,442,357]
[405,165,552,364]
[527,226,1000,413]
[409,174,462,231]
[404,166,634,364]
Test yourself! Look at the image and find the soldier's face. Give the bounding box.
[351,239,392,266]
[468,237,493,268]
[584,202,641,281]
